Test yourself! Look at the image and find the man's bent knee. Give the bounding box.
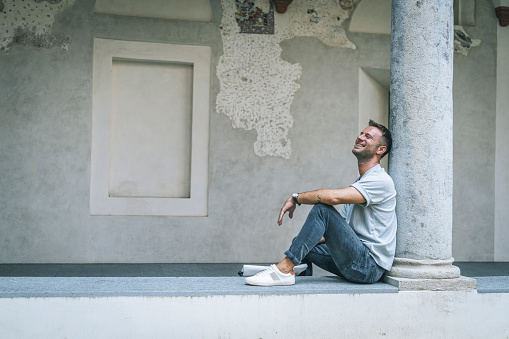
[310,203,335,213]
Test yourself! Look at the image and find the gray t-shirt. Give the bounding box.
[339,164,397,271]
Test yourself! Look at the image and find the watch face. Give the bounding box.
[292,193,300,205]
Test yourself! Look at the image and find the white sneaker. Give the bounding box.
[245,264,295,286]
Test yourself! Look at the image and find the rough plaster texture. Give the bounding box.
[389,0,455,261]
[0,0,501,264]
[0,0,74,52]
[216,0,358,159]
[216,0,301,159]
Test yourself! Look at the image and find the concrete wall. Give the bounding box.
[495,0,509,261]
[0,0,501,263]
[358,68,389,170]
[452,0,498,261]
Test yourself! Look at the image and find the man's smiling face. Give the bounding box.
[352,126,384,160]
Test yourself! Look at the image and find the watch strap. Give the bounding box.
[292,193,301,206]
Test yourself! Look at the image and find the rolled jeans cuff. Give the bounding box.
[284,250,301,266]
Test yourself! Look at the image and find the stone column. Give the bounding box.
[385,0,475,290]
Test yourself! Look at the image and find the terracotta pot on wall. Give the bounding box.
[271,0,294,14]
[495,7,509,27]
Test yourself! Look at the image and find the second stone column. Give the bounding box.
[386,0,475,290]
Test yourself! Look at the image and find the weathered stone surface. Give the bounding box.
[387,257,460,279]
[389,0,455,262]
[388,0,463,288]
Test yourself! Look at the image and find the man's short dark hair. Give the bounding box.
[369,120,392,159]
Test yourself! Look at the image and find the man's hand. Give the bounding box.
[277,197,296,226]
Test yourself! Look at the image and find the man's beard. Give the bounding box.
[352,146,377,161]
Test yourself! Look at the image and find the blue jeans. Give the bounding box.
[284,204,385,284]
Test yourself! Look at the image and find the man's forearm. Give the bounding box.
[295,187,366,206]
[279,187,364,226]
[296,189,337,205]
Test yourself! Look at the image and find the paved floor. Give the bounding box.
[0,262,507,297]
[0,276,399,297]
[0,262,507,277]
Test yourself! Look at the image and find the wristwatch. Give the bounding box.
[292,193,301,206]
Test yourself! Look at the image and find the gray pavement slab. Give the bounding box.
[0,263,507,297]
[473,276,509,293]
[455,262,509,277]
[0,276,397,298]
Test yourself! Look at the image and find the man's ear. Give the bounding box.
[377,145,387,155]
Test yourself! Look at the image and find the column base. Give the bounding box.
[382,275,477,291]
[383,257,476,291]
[387,257,460,279]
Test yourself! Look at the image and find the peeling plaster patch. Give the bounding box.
[217,0,357,158]
[235,0,274,34]
[1,0,74,52]
[454,26,480,56]
[9,25,69,49]
[218,0,301,158]
[284,0,358,49]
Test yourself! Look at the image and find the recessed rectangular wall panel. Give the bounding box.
[109,60,193,199]
[91,38,211,216]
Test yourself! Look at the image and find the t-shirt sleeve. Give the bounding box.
[351,174,388,207]
[339,204,347,218]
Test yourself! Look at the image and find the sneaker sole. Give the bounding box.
[245,279,295,287]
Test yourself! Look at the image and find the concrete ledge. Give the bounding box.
[1,290,508,338]
[0,276,398,298]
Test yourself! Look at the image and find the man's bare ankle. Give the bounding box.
[277,258,295,274]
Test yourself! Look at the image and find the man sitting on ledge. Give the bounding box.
[246,120,397,286]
